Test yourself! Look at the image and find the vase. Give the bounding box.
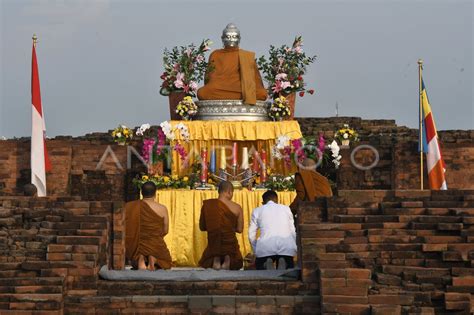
[341,139,350,146]
[282,92,296,120]
[168,91,186,121]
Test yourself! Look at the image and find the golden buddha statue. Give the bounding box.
[197,23,268,105]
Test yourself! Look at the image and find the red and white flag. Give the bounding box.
[31,39,51,196]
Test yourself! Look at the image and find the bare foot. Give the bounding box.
[138,255,146,270]
[148,256,156,271]
[212,257,221,270]
[222,255,230,270]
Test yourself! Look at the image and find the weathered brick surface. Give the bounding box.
[1,118,473,200]
[299,189,474,314]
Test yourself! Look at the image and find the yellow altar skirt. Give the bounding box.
[155,189,296,267]
[167,120,302,176]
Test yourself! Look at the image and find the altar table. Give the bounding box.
[155,189,296,267]
[168,120,302,176]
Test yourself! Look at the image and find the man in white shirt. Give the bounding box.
[248,190,297,270]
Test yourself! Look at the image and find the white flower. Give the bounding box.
[136,123,151,136]
[276,134,290,150]
[116,132,122,138]
[343,133,349,139]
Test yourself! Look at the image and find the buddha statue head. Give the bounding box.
[221,23,240,48]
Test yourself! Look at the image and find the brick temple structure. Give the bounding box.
[1,117,473,314]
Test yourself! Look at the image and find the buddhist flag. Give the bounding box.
[420,79,447,190]
[31,38,52,197]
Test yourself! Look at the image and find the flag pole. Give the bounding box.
[418,59,424,190]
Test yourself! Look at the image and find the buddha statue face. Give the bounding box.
[221,23,240,48]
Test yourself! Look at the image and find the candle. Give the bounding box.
[260,149,267,183]
[210,147,216,174]
[252,150,260,173]
[232,142,238,166]
[220,146,226,170]
[241,147,249,170]
[200,148,208,183]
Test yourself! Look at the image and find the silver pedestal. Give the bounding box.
[195,100,270,121]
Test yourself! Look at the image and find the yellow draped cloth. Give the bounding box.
[168,120,303,176]
[155,189,296,267]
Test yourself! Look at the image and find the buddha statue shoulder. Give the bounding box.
[197,23,268,105]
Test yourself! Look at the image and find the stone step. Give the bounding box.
[0,277,64,287]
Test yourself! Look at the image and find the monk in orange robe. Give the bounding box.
[125,182,172,270]
[197,23,267,105]
[199,181,244,270]
[290,158,333,215]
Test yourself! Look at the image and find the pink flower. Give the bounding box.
[275,73,287,81]
[174,72,185,89]
[173,63,180,71]
[272,81,283,94]
[183,84,190,93]
[189,81,198,91]
[195,55,205,63]
[318,133,325,154]
[280,81,291,90]
[142,138,156,163]
[293,46,303,54]
[185,48,193,57]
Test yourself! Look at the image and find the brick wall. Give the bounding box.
[298,117,474,190]
[1,118,472,201]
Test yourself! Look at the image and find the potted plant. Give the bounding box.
[257,36,316,119]
[111,124,133,145]
[335,124,359,146]
[159,39,212,120]
[268,96,291,121]
[176,96,198,120]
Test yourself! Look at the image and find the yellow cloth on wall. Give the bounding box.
[168,120,302,175]
[155,189,296,267]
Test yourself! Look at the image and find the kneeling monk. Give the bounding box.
[289,158,333,215]
[125,181,172,270]
[199,181,243,270]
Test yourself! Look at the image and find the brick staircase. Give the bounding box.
[299,189,474,314]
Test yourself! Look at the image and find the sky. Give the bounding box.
[0,0,472,138]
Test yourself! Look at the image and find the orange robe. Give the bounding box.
[290,169,333,214]
[198,199,243,270]
[125,200,172,269]
[197,47,267,104]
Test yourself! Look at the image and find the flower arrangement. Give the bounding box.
[111,124,133,145]
[257,36,316,98]
[134,121,190,168]
[133,174,194,190]
[159,39,212,97]
[176,96,198,120]
[268,96,291,121]
[264,174,295,191]
[271,134,306,167]
[335,124,359,144]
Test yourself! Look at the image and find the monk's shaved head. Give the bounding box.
[218,181,234,194]
[302,158,317,167]
[142,181,157,198]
